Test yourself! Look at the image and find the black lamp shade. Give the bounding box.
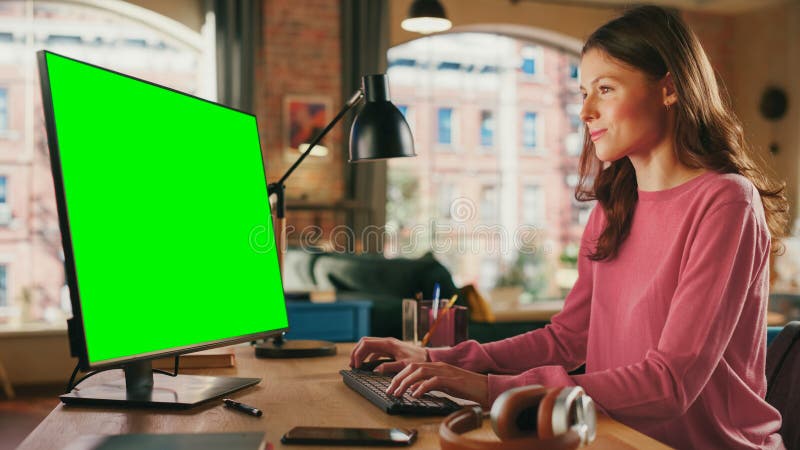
[410,0,447,19]
[349,74,416,162]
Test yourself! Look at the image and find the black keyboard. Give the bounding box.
[339,369,461,416]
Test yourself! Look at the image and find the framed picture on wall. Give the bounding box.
[283,95,333,161]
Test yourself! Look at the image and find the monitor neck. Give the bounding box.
[123,360,154,394]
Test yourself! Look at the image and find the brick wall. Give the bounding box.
[256,0,346,244]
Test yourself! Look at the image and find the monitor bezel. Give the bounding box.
[37,50,289,371]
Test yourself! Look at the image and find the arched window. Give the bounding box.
[0,0,213,324]
[386,32,591,304]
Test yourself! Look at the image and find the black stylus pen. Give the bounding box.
[223,398,263,417]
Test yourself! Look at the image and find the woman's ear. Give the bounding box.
[662,72,678,108]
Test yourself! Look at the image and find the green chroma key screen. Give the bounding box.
[42,52,288,366]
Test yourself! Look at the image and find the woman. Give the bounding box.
[350,6,788,449]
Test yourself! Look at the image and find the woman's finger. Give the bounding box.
[391,364,430,397]
[350,337,390,368]
[386,362,418,394]
[374,360,407,374]
[411,375,449,398]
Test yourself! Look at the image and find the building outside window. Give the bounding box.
[569,62,579,80]
[0,2,214,324]
[0,265,6,307]
[386,32,584,304]
[565,104,583,156]
[521,46,538,75]
[437,182,455,218]
[438,107,453,145]
[522,111,538,150]
[480,110,494,148]
[0,88,7,132]
[522,184,545,226]
[480,184,498,222]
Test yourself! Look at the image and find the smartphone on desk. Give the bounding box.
[281,426,417,446]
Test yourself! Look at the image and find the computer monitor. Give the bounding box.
[37,51,289,408]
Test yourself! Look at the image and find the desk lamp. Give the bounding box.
[255,74,415,358]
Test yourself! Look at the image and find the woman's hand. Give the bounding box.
[386,361,490,408]
[349,337,427,372]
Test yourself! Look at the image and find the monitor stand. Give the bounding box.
[60,359,260,409]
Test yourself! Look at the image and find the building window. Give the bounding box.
[437,182,455,218]
[389,58,416,68]
[522,184,545,226]
[565,105,583,156]
[522,112,538,150]
[569,62,579,79]
[437,61,461,71]
[480,110,494,148]
[480,184,498,221]
[0,88,7,132]
[521,46,537,75]
[0,265,6,307]
[438,107,453,145]
[0,176,7,204]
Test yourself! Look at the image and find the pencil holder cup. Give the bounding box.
[417,300,468,347]
[401,298,419,344]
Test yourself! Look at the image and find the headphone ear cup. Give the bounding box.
[536,388,563,440]
[490,385,549,439]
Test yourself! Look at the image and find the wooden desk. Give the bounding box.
[17,343,671,450]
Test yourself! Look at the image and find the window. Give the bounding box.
[0,88,7,132]
[0,1,214,324]
[437,62,461,71]
[437,182,455,218]
[522,185,545,226]
[437,107,453,145]
[565,105,583,156]
[480,110,494,148]
[386,32,584,300]
[521,46,537,75]
[389,58,416,68]
[520,45,544,77]
[0,265,6,307]
[569,62,579,80]
[0,176,7,204]
[522,112,538,150]
[480,184,498,221]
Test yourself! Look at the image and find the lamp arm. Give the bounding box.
[270,89,364,192]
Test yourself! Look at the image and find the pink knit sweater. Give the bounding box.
[429,172,784,449]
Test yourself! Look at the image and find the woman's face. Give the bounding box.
[579,48,670,163]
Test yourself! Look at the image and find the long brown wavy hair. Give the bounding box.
[577,5,789,261]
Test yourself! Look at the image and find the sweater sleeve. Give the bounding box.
[485,201,769,419]
[427,206,599,374]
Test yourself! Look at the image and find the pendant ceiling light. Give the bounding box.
[401,0,452,34]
